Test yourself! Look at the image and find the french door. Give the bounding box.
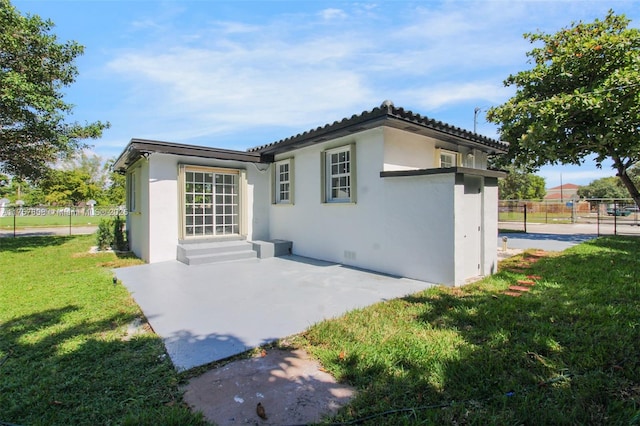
[183,167,240,238]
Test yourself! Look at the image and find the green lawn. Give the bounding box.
[499,211,574,223]
[0,214,103,228]
[2,234,639,425]
[302,236,640,424]
[0,235,206,425]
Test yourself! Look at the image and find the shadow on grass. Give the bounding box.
[0,235,74,253]
[0,306,205,425]
[310,236,640,425]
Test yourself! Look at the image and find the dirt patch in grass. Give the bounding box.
[182,348,355,425]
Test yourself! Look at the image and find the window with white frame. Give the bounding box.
[439,150,459,168]
[325,145,354,203]
[274,159,292,204]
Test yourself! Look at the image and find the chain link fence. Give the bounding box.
[499,199,640,236]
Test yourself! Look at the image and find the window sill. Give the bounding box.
[322,201,356,205]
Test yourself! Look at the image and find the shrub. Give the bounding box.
[96,216,128,251]
[96,218,114,250]
[113,215,128,251]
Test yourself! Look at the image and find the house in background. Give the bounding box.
[544,183,581,202]
[113,101,508,286]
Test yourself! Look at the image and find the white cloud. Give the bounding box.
[403,81,513,111]
[99,0,638,151]
[107,40,372,141]
[319,8,348,20]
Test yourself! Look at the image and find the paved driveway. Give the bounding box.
[497,222,598,252]
[115,256,434,371]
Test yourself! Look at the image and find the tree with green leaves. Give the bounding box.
[38,168,101,205]
[577,176,629,199]
[487,11,640,209]
[499,166,546,200]
[628,164,640,188]
[0,0,109,180]
[103,159,125,205]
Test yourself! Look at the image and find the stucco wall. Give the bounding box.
[126,159,149,263]
[127,153,270,263]
[269,128,460,284]
[268,125,503,285]
[380,173,456,284]
[482,179,499,276]
[382,128,437,171]
[269,128,385,267]
[454,175,483,285]
[147,154,180,263]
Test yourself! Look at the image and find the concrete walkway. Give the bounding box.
[115,256,434,371]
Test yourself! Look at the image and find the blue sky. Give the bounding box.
[13,0,640,188]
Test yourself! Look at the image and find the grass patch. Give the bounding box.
[499,211,574,224]
[302,236,640,424]
[0,235,206,425]
[0,214,103,228]
[3,234,639,425]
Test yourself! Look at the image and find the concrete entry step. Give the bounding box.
[252,239,293,259]
[177,240,257,265]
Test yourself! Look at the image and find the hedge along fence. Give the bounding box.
[0,205,128,237]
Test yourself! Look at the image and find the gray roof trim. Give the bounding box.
[380,167,507,179]
[113,138,264,172]
[249,101,509,156]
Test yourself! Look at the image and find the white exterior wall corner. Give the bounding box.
[246,165,271,242]
[452,175,499,286]
[453,175,481,286]
[482,179,499,275]
[131,153,270,264]
[381,173,456,284]
[127,158,150,262]
[147,154,180,263]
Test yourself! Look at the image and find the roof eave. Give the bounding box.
[113,138,264,172]
[249,102,508,156]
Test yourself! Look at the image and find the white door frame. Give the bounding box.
[178,165,247,240]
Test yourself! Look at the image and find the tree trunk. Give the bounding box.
[614,160,640,209]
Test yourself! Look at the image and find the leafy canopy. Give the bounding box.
[498,166,546,200]
[577,176,629,199]
[0,0,109,180]
[487,11,640,207]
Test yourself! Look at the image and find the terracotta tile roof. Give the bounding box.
[544,193,565,200]
[248,100,509,156]
[547,183,581,191]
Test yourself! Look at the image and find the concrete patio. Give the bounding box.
[115,255,434,371]
[115,226,596,372]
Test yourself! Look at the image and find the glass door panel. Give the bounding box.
[184,170,239,238]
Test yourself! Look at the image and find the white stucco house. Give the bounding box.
[113,101,508,286]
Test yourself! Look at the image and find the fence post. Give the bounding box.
[13,200,24,237]
[545,200,548,223]
[523,204,527,233]
[597,201,600,237]
[614,200,618,236]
